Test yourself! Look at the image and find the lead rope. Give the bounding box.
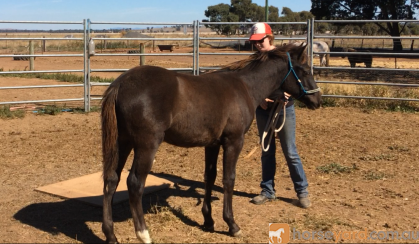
[261,99,287,152]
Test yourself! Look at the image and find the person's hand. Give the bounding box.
[259,98,274,110]
[283,92,291,105]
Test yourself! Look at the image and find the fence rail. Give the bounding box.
[0,18,418,111]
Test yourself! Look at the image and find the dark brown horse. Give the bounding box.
[342,48,373,68]
[101,43,321,243]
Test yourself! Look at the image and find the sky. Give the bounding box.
[0,0,312,30]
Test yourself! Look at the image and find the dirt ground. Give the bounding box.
[1,48,419,243]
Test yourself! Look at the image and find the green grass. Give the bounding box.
[0,106,26,119]
[0,68,114,83]
[35,104,101,115]
[1,104,100,119]
[358,153,397,161]
[35,105,69,115]
[364,171,387,180]
[318,84,419,112]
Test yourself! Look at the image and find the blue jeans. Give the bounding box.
[255,104,309,199]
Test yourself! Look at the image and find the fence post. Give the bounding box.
[42,36,46,53]
[140,43,145,65]
[29,41,34,71]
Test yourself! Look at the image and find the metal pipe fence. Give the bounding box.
[0,20,86,107]
[311,19,419,101]
[0,19,418,111]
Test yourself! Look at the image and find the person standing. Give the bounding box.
[248,23,311,208]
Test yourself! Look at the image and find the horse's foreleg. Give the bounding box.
[202,145,220,231]
[222,137,244,237]
[319,55,325,67]
[127,145,159,244]
[103,143,132,244]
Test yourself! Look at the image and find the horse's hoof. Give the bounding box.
[105,240,119,244]
[136,230,152,243]
[203,223,215,232]
[105,237,119,244]
[231,229,242,237]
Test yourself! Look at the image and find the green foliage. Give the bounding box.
[45,40,85,52]
[204,3,239,35]
[35,105,67,115]
[310,0,419,50]
[276,7,314,35]
[0,69,114,83]
[364,171,386,180]
[319,83,419,112]
[34,104,100,115]
[203,1,313,35]
[0,106,25,119]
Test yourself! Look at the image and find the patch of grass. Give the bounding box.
[364,171,387,180]
[0,68,113,83]
[316,163,358,174]
[35,105,67,115]
[89,106,101,112]
[0,106,26,119]
[388,144,410,152]
[70,106,101,114]
[319,83,419,112]
[33,104,101,115]
[147,203,180,222]
[359,154,397,161]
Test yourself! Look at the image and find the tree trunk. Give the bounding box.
[387,22,403,51]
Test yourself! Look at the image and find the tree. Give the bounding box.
[310,0,419,50]
[230,0,255,21]
[277,7,314,35]
[203,1,313,35]
[204,3,239,35]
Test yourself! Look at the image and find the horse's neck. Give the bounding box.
[238,62,284,109]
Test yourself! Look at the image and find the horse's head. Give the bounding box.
[278,44,322,110]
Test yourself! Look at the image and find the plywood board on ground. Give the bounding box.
[35,170,180,207]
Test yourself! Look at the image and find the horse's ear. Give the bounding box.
[297,44,307,63]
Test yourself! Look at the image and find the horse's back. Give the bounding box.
[312,41,330,52]
[108,65,254,147]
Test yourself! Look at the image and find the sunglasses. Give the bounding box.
[250,37,267,45]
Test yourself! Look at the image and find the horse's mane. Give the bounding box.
[217,43,307,72]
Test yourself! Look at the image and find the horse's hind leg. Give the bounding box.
[202,145,220,231]
[127,138,161,244]
[103,140,132,244]
[222,137,244,237]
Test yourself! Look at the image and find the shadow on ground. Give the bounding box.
[14,172,265,243]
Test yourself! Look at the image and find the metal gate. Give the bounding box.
[1,19,418,111]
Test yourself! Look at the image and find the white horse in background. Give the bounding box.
[269,228,285,243]
[291,40,330,67]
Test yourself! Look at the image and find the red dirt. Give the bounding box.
[0,47,418,243]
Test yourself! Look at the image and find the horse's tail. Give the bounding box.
[101,84,120,181]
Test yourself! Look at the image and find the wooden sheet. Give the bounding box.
[35,170,180,207]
